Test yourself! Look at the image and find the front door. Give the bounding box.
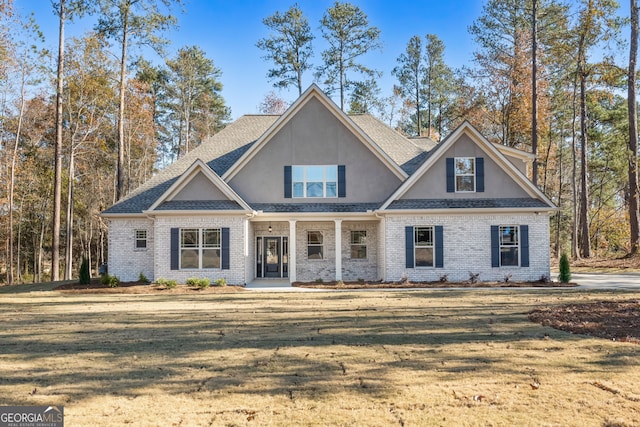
[264,237,280,278]
[256,236,288,278]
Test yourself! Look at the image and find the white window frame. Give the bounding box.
[455,157,476,193]
[134,229,147,250]
[350,230,367,259]
[499,225,520,267]
[307,231,324,260]
[292,165,338,198]
[180,228,221,270]
[414,226,434,268]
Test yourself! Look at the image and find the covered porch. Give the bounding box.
[249,214,382,284]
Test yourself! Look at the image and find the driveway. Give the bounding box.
[568,272,640,290]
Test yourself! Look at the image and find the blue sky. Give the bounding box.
[16,1,485,119]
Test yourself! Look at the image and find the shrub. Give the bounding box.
[101,273,111,286]
[469,272,480,283]
[214,278,227,287]
[79,257,90,285]
[101,274,119,288]
[504,273,512,283]
[156,278,177,289]
[559,253,571,283]
[439,274,448,283]
[138,272,150,284]
[187,277,210,288]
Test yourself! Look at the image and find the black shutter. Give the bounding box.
[435,225,444,268]
[170,228,179,270]
[284,165,292,198]
[446,158,455,192]
[520,225,529,267]
[491,225,500,267]
[221,227,230,270]
[476,157,484,192]
[405,226,414,268]
[338,165,346,198]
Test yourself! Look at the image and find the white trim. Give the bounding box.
[378,208,555,215]
[335,219,342,281]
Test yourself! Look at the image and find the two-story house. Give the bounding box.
[102,85,556,285]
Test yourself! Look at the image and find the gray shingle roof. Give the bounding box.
[252,203,381,213]
[386,198,551,210]
[105,110,541,216]
[102,115,278,215]
[155,200,244,211]
[350,114,432,175]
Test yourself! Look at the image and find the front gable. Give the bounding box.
[224,85,406,205]
[380,121,556,211]
[147,159,252,213]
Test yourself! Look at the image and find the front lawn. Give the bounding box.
[0,288,639,426]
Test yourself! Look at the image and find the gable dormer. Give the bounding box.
[223,85,408,205]
[380,121,556,211]
[146,159,252,214]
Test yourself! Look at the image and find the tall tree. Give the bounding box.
[628,0,640,255]
[317,1,381,110]
[256,3,313,96]
[531,0,539,186]
[424,34,451,138]
[392,35,424,135]
[95,0,181,201]
[52,0,90,282]
[573,0,619,258]
[163,45,228,158]
[347,78,383,115]
[62,34,116,279]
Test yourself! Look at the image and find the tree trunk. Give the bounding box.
[64,150,75,280]
[52,0,65,281]
[531,0,539,186]
[116,6,129,201]
[578,69,591,258]
[629,0,640,255]
[571,79,579,260]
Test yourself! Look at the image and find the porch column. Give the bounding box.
[335,219,342,281]
[289,220,297,283]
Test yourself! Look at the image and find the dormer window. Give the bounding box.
[446,157,484,193]
[455,157,475,192]
[293,165,336,198]
[284,164,347,199]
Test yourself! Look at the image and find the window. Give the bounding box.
[293,165,337,198]
[350,230,367,259]
[307,231,323,259]
[180,228,221,269]
[414,227,434,267]
[499,226,519,266]
[455,157,475,192]
[135,229,147,249]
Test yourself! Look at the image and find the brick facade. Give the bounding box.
[383,213,551,283]
[107,218,154,282]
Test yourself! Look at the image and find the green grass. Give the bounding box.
[0,287,639,426]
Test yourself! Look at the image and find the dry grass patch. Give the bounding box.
[1,289,640,426]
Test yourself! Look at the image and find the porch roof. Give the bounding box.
[252,202,381,213]
[385,198,552,210]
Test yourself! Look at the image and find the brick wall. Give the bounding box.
[383,213,551,283]
[107,218,154,282]
[153,215,247,285]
